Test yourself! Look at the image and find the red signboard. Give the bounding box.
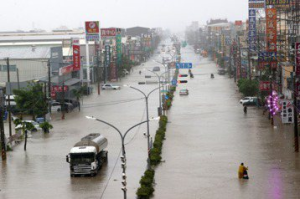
[85,21,99,34]
[101,28,117,37]
[51,92,56,99]
[235,20,242,26]
[259,81,271,91]
[59,64,73,76]
[51,86,68,92]
[72,38,81,71]
[266,8,277,52]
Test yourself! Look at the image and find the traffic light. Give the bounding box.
[178,80,188,83]
[178,74,188,77]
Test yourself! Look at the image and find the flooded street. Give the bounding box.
[154,46,300,199]
[1,45,300,199]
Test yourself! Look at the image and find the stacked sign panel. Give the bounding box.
[85,21,100,41]
[72,38,81,71]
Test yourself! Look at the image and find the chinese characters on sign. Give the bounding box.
[266,0,290,6]
[110,62,117,81]
[51,85,68,92]
[248,8,256,51]
[259,81,271,91]
[85,21,100,41]
[281,100,294,124]
[116,33,122,65]
[101,28,117,37]
[266,8,277,52]
[72,38,80,71]
[105,45,111,68]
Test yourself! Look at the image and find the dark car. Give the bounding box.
[218,69,226,75]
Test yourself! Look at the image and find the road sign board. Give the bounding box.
[176,63,192,69]
[172,79,177,86]
[161,90,168,93]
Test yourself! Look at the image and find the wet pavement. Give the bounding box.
[1,44,300,199]
[0,50,169,198]
[153,46,300,199]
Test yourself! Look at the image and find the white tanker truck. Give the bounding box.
[66,133,108,177]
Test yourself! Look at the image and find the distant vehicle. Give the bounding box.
[123,69,129,75]
[179,89,189,95]
[66,133,108,177]
[152,66,160,72]
[15,120,42,132]
[218,68,226,75]
[240,97,258,105]
[101,84,121,90]
[51,101,72,113]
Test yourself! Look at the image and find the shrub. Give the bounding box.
[137,186,154,199]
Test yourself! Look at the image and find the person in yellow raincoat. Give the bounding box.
[238,163,248,179]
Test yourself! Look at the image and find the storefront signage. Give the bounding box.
[72,38,80,71]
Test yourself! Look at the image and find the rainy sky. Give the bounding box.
[0,0,248,31]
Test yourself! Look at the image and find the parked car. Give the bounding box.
[179,89,189,96]
[101,84,121,90]
[152,66,161,72]
[15,120,42,132]
[218,68,226,75]
[240,97,258,105]
[51,101,72,113]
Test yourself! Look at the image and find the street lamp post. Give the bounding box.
[124,85,160,169]
[145,70,167,116]
[86,116,148,199]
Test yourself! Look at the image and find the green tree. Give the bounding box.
[13,83,48,120]
[39,122,53,133]
[72,86,85,111]
[14,119,35,151]
[238,78,259,96]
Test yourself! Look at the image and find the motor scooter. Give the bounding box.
[211,73,214,78]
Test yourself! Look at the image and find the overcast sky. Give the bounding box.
[0,0,248,32]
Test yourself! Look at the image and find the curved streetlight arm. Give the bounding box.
[124,120,148,138]
[147,86,161,98]
[129,86,146,98]
[94,118,123,141]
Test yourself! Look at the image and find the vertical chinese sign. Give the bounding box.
[296,43,300,76]
[116,30,122,66]
[248,8,256,52]
[105,45,111,82]
[72,38,80,71]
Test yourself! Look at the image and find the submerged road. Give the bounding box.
[154,46,300,199]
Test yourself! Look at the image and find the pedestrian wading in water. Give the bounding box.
[238,163,249,179]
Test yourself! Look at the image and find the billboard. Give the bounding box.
[259,81,271,91]
[235,21,243,26]
[266,8,277,52]
[266,0,290,6]
[110,62,117,81]
[101,28,117,37]
[249,0,265,9]
[116,34,122,65]
[85,21,100,41]
[248,9,256,51]
[296,42,300,75]
[281,100,294,124]
[72,38,81,71]
[59,64,73,76]
[105,45,111,68]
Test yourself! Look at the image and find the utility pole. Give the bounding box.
[16,68,20,89]
[61,75,65,120]
[293,72,299,152]
[0,88,6,161]
[6,58,12,137]
[48,60,51,114]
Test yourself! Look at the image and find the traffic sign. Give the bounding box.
[172,79,177,86]
[176,63,192,69]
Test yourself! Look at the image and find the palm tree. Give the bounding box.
[39,122,53,133]
[72,86,85,111]
[14,119,35,151]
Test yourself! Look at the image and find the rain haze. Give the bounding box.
[0,0,248,31]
